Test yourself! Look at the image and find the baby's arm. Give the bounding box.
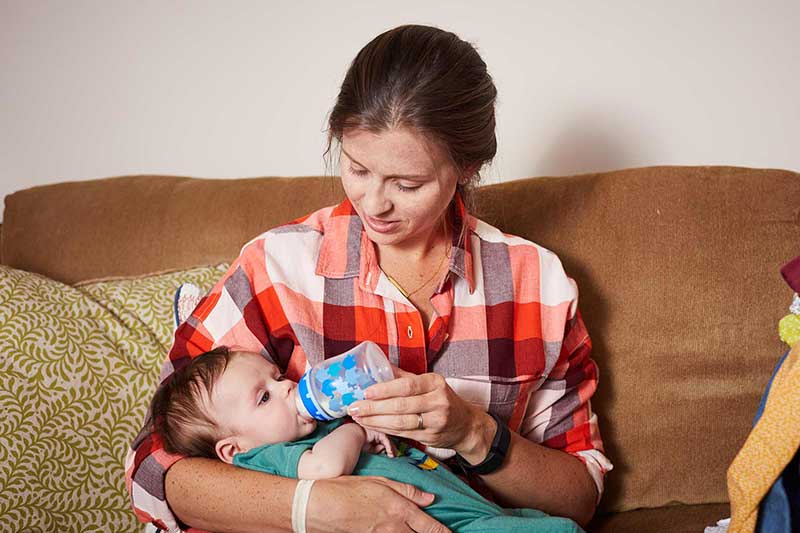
[297,423,366,479]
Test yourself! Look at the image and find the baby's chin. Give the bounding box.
[299,417,317,436]
[296,410,315,423]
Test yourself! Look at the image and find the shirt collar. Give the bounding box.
[448,193,476,293]
[316,194,476,294]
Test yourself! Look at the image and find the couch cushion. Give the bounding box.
[589,502,730,532]
[0,264,225,530]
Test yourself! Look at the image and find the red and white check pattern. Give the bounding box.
[126,195,612,532]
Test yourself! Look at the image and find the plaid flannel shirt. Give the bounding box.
[125,195,613,532]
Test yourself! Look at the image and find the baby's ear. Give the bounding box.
[215,437,243,464]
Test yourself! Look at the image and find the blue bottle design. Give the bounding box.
[296,341,394,421]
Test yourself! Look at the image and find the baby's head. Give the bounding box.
[149,347,317,464]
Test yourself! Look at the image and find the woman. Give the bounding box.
[127,24,612,532]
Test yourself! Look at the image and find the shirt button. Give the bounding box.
[407,325,413,339]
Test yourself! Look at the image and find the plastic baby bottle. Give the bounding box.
[295,341,394,421]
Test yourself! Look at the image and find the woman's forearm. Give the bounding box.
[165,457,295,533]
[166,457,451,533]
[458,411,597,528]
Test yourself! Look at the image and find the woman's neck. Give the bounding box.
[376,219,450,266]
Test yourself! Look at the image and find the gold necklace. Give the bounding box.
[385,238,452,299]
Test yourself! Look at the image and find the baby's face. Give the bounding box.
[209,352,317,453]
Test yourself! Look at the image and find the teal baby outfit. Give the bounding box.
[233,420,582,533]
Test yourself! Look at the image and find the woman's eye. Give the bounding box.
[347,164,419,192]
[396,182,421,193]
[259,392,270,405]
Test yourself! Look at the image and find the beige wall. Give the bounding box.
[1,0,798,221]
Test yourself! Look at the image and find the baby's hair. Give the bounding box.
[148,346,235,458]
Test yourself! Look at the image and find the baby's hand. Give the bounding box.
[360,426,396,458]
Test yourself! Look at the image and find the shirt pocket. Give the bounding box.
[445,375,543,429]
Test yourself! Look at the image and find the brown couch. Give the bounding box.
[2,165,798,532]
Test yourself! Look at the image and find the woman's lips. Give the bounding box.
[364,216,401,234]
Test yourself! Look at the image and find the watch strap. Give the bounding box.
[455,411,510,476]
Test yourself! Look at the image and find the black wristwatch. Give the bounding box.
[455,411,510,475]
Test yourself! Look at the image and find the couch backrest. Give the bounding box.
[475,166,798,511]
[3,166,798,512]
[2,175,345,284]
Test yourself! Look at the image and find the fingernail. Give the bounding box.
[348,406,360,415]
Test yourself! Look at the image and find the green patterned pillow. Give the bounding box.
[0,264,227,532]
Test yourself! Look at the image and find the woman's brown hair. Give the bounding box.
[324,24,498,209]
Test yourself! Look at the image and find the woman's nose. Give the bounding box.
[362,179,391,216]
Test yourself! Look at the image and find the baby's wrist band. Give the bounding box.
[291,479,316,533]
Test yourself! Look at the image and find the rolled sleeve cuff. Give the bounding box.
[128,446,189,532]
[572,449,614,505]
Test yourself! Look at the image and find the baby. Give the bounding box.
[149,347,582,533]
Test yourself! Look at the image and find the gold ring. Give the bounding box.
[417,413,424,430]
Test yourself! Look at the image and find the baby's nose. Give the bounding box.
[278,379,293,397]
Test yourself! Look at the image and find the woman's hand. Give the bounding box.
[307,476,451,533]
[348,366,495,460]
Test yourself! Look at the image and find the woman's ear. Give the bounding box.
[459,163,481,185]
[215,436,244,464]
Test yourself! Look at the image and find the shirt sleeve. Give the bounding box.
[125,237,290,532]
[518,281,614,505]
[233,421,340,479]
[233,441,311,479]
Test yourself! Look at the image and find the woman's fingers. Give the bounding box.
[390,363,415,378]
[354,413,426,433]
[349,391,434,417]
[365,373,443,400]
[365,376,424,400]
[407,512,453,533]
[307,476,450,532]
[376,478,451,533]
[376,477,433,506]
